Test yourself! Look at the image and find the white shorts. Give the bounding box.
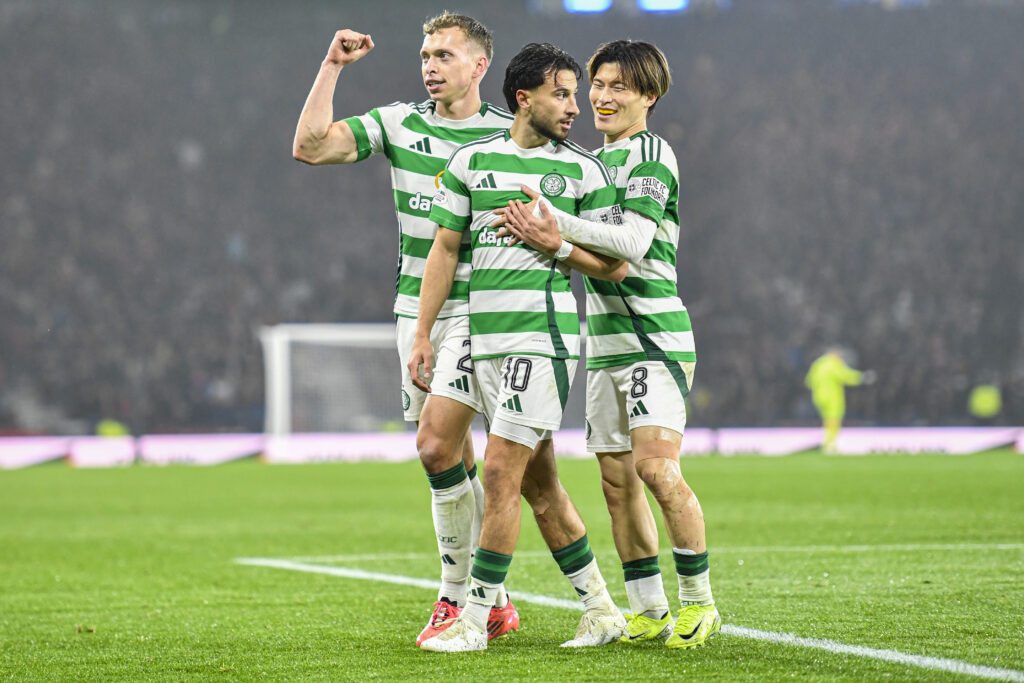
[396,316,482,422]
[476,355,578,450]
[585,360,696,453]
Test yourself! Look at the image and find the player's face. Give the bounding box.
[525,69,580,142]
[420,28,483,109]
[590,62,655,142]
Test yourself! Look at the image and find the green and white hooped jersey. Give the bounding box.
[584,131,696,369]
[429,130,618,360]
[344,100,514,319]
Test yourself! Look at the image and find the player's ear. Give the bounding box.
[473,55,488,79]
[516,89,530,111]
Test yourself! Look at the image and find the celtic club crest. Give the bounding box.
[540,172,567,197]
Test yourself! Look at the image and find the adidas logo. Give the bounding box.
[630,400,649,418]
[448,375,470,392]
[503,395,523,412]
[408,137,432,154]
[574,586,587,597]
[441,554,456,566]
[475,173,497,189]
[471,586,487,599]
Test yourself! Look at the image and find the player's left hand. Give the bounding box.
[499,196,561,255]
[491,185,542,244]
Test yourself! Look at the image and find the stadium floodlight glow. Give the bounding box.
[637,0,689,11]
[564,0,613,13]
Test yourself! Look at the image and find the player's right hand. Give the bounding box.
[407,336,434,393]
[325,30,375,66]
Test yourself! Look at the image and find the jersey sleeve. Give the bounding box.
[622,160,675,224]
[576,158,619,223]
[342,108,387,162]
[428,149,472,232]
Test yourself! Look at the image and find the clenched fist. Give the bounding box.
[325,29,375,67]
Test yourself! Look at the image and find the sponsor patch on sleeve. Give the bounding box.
[625,177,669,207]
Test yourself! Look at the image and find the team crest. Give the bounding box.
[585,419,592,440]
[608,166,618,182]
[540,172,566,197]
[401,390,411,411]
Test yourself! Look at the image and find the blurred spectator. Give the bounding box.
[1,0,1021,432]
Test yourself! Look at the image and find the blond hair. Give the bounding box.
[423,11,493,61]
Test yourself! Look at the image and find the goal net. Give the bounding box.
[260,323,405,435]
[259,322,588,435]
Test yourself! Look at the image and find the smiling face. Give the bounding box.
[420,27,485,113]
[524,68,580,142]
[589,62,656,143]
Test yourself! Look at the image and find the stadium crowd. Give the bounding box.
[1,0,1021,433]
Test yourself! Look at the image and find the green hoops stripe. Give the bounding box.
[471,548,513,585]
[552,535,594,576]
[545,263,571,360]
[673,550,709,576]
[552,358,570,411]
[664,359,691,399]
[623,556,662,582]
[426,462,467,490]
[343,116,373,162]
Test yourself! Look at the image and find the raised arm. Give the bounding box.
[407,227,463,392]
[292,30,376,165]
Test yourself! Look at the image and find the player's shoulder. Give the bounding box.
[368,100,428,124]
[559,139,614,185]
[633,131,678,167]
[480,102,516,124]
[447,130,507,165]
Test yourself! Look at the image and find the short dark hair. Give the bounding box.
[587,40,671,115]
[502,43,583,113]
[423,11,493,61]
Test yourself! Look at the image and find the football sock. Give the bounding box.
[623,556,670,618]
[555,535,616,612]
[464,548,512,631]
[467,464,485,554]
[673,547,714,605]
[427,462,475,606]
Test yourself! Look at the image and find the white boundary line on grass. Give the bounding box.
[282,542,1024,564]
[236,557,1024,682]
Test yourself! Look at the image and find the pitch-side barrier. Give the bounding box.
[0,427,1021,469]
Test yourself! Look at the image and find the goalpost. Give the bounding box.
[259,323,405,435]
[259,322,587,436]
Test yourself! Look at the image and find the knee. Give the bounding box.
[636,457,691,501]
[417,429,457,473]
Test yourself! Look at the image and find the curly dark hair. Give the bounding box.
[502,43,582,113]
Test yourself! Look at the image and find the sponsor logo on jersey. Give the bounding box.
[432,187,448,208]
[625,176,668,206]
[408,192,433,212]
[475,173,497,189]
[408,137,432,154]
[540,172,567,197]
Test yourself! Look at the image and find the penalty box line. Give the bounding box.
[236,557,1024,683]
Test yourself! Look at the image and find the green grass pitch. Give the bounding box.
[1,451,1022,681]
